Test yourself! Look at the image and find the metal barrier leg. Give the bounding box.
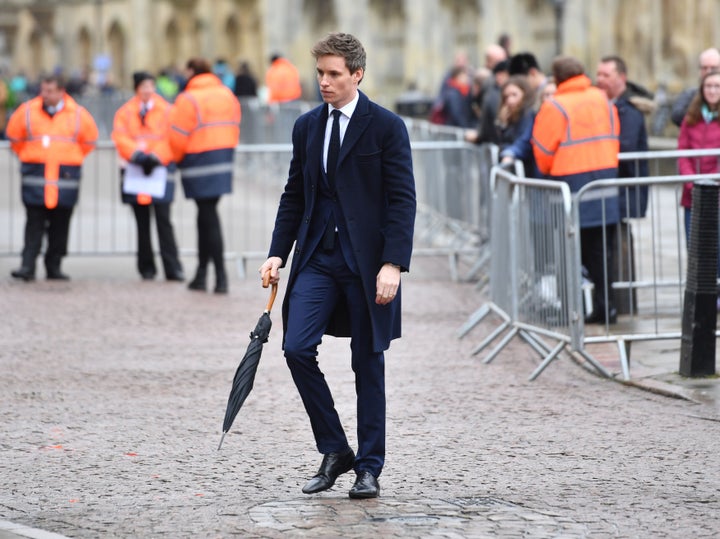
[528,341,566,381]
[518,329,552,357]
[617,339,631,381]
[471,320,511,356]
[236,256,247,279]
[464,250,490,282]
[448,251,459,282]
[482,326,520,364]
[575,349,613,379]
[457,303,490,338]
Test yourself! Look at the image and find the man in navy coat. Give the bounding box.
[260,32,416,499]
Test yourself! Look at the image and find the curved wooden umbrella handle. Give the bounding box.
[262,273,279,313]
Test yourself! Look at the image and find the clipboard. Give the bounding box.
[122,163,168,198]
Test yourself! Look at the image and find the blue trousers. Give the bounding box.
[284,243,385,477]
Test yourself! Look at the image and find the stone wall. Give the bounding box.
[1,0,719,108]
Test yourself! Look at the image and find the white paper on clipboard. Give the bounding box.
[122,163,168,198]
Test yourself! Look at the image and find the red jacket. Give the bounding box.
[677,118,720,208]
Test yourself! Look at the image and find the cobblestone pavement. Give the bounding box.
[1,256,719,538]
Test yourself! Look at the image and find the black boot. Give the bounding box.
[188,266,207,291]
[11,266,35,281]
[214,266,228,294]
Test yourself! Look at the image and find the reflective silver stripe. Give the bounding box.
[196,120,239,129]
[171,125,190,136]
[181,162,234,178]
[22,176,80,189]
[28,134,77,144]
[559,134,619,148]
[581,186,618,201]
[182,92,203,125]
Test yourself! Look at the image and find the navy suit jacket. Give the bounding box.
[268,91,416,352]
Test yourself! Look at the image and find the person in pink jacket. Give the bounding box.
[678,70,720,241]
[678,69,720,309]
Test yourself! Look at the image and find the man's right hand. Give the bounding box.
[259,257,283,286]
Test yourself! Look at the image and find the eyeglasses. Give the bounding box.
[703,84,720,90]
[701,64,720,71]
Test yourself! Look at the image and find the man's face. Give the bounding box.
[699,51,720,78]
[136,79,155,102]
[40,81,63,107]
[316,54,362,109]
[595,61,625,100]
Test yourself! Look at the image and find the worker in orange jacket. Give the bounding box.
[6,74,98,281]
[168,58,241,294]
[265,54,303,103]
[532,56,620,324]
[112,71,184,282]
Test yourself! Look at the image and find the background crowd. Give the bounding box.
[3,35,720,317]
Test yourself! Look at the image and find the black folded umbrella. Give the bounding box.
[218,280,278,450]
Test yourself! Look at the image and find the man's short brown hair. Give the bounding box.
[552,56,585,84]
[311,32,366,79]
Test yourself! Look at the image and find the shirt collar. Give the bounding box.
[328,91,359,119]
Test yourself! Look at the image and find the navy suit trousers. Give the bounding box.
[284,241,385,477]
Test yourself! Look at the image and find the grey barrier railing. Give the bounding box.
[459,148,720,381]
[0,137,492,281]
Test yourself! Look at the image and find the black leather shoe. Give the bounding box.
[166,271,185,282]
[214,276,228,294]
[585,308,617,325]
[46,269,70,281]
[349,470,380,499]
[302,449,355,494]
[11,267,35,281]
[141,271,156,281]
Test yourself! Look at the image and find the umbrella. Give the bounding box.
[217,277,278,450]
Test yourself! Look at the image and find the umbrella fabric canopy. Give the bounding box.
[218,280,278,450]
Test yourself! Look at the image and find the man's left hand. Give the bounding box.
[376,263,400,305]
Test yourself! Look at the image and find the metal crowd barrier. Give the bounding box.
[460,148,720,381]
[1,137,492,281]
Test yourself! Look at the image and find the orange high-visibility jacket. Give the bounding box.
[168,73,241,199]
[265,57,303,103]
[532,74,620,227]
[112,93,175,205]
[6,93,98,209]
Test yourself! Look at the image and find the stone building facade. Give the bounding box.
[0,0,719,107]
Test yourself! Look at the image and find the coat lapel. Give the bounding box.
[306,105,328,184]
[338,91,371,166]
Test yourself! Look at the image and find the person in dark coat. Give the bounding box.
[437,65,474,127]
[596,55,651,315]
[259,32,416,499]
[596,55,650,217]
[233,61,258,98]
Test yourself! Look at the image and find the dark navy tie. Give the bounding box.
[322,109,342,249]
[327,109,341,191]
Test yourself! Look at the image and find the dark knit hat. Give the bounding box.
[133,71,155,90]
[508,53,540,76]
[492,60,509,75]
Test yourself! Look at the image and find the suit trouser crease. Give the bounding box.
[132,203,182,277]
[284,245,385,477]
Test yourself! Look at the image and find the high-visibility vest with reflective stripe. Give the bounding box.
[112,93,176,205]
[6,94,98,208]
[168,73,240,199]
[532,75,620,227]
